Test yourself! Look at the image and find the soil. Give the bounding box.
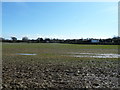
[2,60,120,89]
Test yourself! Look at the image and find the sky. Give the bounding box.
[2,2,118,40]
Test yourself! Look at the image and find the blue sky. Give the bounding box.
[2,2,118,39]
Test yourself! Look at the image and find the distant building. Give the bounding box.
[91,39,99,43]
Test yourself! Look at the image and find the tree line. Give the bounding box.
[0,36,120,45]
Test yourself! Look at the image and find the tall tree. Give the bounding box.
[22,37,29,42]
[37,38,43,43]
[11,37,17,42]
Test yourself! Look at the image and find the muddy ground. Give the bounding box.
[2,43,120,89]
[2,59,120,89]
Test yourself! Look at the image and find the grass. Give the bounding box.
[3,43,118,49]
[2,43,118,64]
[2,43,119,88]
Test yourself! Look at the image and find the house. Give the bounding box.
[91,39,99,43]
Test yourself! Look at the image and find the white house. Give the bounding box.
[91,39,99,43]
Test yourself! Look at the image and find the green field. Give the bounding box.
[2,43,119,88]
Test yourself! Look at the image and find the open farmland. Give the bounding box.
[2,43,120,89]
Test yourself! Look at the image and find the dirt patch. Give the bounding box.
[2,61,119,89]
